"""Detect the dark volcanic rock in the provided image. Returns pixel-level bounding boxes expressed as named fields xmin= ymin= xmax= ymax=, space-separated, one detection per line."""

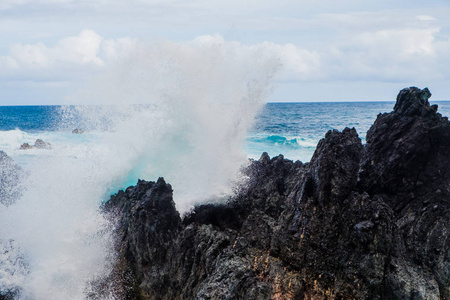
xmin=102 ymin=178 xmax=182 ymax=299
xmin=359 ymin=86 xmax=450 ymax=203
xmin=104 ymin=87 xmax=450 ymax=299
xmin=308 ymin=127 xmax=363 ymax=204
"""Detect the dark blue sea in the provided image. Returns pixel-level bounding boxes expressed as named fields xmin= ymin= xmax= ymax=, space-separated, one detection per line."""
xmin=2 ymin=101 xmax=450 ymax=163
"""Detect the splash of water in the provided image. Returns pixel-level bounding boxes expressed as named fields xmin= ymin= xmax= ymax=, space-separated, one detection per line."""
xmin=0 ymin=35 xmax=280 ymax=299
xmin=70 ymin=35 xmax=281 ymax=212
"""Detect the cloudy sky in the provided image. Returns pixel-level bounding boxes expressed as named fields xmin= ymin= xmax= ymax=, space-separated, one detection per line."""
xmin=1 ymin=0 xmax=450 ymax=104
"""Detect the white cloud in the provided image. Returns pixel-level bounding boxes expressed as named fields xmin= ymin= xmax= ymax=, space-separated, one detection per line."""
xmin=6 ymin=29 xmax=104 ymax=69
xmin=1 ymin=17 xmax=450 ymax=103
xmin=261 ymin=42 xmax=322 ymax=80
xmin=9 ymin=43 xmax=50 ymax=69
xmin=416 ymin=15 xmax=437 ymax=22
xmin=189 ymin=35 xmax=321 ymax=81
xmin=101 ymin=37 xmax=137 ymax=60
xmin=0 ymin=56 xmax=18 ymax=69
xmin=0 ymin=30 xmax=138 ymax=80
xmin=54 ymin=29 xmax=104 ymax=66
xmin=326 ymin=27 xmax=442 ymax=81
xmin=1 ymin=27 xmax=448 ymax=86
xmin=357 ymin=28 xmax=438 ymax=56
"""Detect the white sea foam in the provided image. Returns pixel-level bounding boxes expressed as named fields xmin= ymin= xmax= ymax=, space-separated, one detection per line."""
xmin=0 ymin=36 xmax=280 ymax=299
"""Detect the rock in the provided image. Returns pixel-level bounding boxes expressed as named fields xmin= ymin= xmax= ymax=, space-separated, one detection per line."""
xmin=18 ymin=143 xmax=32 ymax=150
xmin=393 ymin=86 xmax=432 ymax=116
xmin=358 ymin=86 xmax=450 ymax=205
xmin=34 ymin=139 xmax=51 ymax=149
xmin=72 ymin=128 xmax=85 ymax=134
xmin=100 ymin=178 xmax=182 ymax=299
xmin=308 ymin=127 xmax=363 ymax=204
xmin=102 ymin=87 xmax=450 ymax=299
xmin=19 ymin=139 xmax=51 ymax=150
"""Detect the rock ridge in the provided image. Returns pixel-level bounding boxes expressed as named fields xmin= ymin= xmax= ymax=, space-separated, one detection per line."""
xmin=103 ymin=87 xmax=449 ymax=299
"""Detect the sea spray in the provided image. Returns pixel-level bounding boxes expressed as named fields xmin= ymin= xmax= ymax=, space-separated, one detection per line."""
xmin=0 ymin=151 xmax=115 ymax=299
xmin=69 ymin=35 xmax=281 ymax=213
xmin=0 ymin=35 xmax=280 ymax=299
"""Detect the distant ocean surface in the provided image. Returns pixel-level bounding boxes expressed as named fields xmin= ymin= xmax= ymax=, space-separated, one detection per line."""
xmin=251 ymin=101 xmax=450 ymax=159
xmin=2 ymin=101 xmax=450 ymax=164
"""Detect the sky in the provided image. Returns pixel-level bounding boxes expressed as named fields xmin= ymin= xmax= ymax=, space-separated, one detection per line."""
xmin=1 ymin=0 xmax=450 ymax=104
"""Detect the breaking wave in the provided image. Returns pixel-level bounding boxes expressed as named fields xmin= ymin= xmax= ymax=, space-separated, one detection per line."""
xmin=0 ymin=36 xmax=280 ymax=299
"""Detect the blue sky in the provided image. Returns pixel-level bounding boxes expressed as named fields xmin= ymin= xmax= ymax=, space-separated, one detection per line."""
xmin=1 ymin=0 xmax=450 ymax=104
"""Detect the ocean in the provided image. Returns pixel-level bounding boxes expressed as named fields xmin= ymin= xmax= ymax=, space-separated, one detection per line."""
xmin=248 ymin=101 xmax=396 ymax=160
xmin=3 ymin=101 xmax=449 ymax=162
xmin=1 ymin=101 xmax=449 ymax=299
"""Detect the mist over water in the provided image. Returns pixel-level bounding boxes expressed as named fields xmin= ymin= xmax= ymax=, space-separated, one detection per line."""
xmin=71 ymin=36 xmax=281 ymax=212
xmin=0 ymin=36 xmax=280 ymax=299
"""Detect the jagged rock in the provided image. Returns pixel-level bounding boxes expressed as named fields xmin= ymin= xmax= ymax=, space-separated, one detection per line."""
xmin=34 ymin=139 xmax=51 ymax=149
xmin=104 ymin=87 xmax=450 ymax=300
xmin=102 ymin=178 xmax=182 ymax=299
xmin=19 ymin=139 xmax=51 ymax=150
xmin=308 ymin=127 xmax=363 ymax=204
xmin=18 ymin=143 xmax=32 ymax=150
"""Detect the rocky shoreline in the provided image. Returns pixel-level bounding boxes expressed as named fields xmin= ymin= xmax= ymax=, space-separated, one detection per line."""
xmin=0 ymin=87 xmax=448 ymax=299
xmin=101 ymin=87 xmax=449 ymax=299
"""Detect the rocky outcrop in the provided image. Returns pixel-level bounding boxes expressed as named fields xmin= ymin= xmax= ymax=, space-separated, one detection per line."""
xmin=19 ymin=139 xmax=51 ymax=150
xmin=104 ymin=87 xmax=449 ymax=299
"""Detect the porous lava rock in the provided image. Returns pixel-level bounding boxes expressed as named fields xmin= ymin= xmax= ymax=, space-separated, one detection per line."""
xmin=104 ymin=87 xmax=449 ymax=300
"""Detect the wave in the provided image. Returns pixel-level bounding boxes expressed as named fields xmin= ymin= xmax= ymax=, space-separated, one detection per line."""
xmin=0 ymin=37 xmax=280 ymax=299
xmin=249 ymin=134 xmax=317 ymax=147
xmin=245 ymin=133 xmax=319 ymax=162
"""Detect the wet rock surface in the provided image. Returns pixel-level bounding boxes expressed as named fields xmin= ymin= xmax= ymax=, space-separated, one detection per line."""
xmin=19 ymin=139 xmax=51 ymax=150
xmin=104 ymin=87 xmax=450 ymax=299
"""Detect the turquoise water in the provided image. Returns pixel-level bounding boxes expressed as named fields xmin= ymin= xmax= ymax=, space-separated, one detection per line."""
xmin=247 ymin=101 xmax=450 ymax=160
xmin=247 ymin=102 xmax=391 ymax=160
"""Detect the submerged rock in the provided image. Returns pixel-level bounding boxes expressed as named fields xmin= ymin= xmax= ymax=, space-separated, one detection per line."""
xmin=18 ymin=143 xmax=32 ymax=150
xmin=19 ymin=139 xmax=51 ymax=150
xmin=34 ymin=139 xmax=51 ymax=149
xmin=72 ymin=128 xmax=85 ymax=134
xmin=104 ymin=87 xmax=450 ymax=299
